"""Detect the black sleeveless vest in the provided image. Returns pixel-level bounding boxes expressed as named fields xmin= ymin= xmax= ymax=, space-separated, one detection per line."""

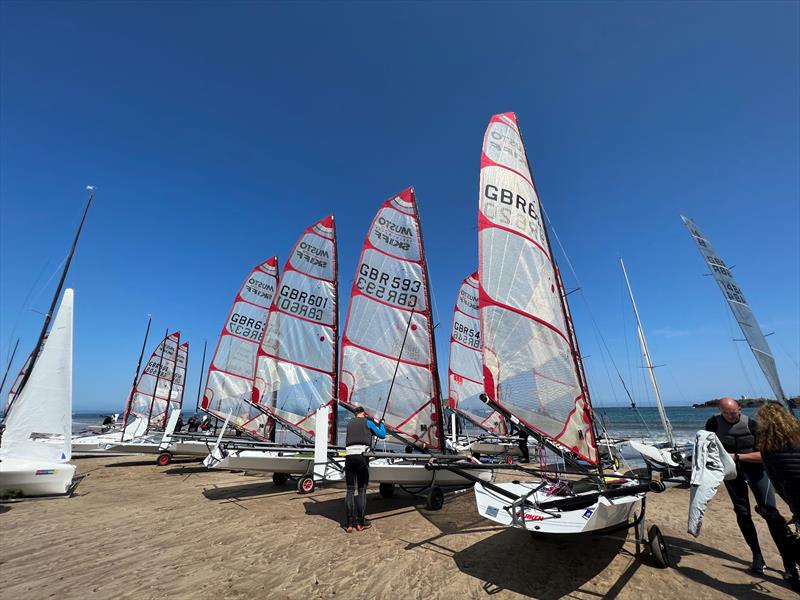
xmin=346 ymin=418 xmax=373 ymax=446
xmin=709 ymin=414 xmax=756 ymax=453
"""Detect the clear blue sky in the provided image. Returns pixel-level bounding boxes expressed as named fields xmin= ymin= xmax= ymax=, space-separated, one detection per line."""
xmin=1 ymin=1 xmax=798 ymax=412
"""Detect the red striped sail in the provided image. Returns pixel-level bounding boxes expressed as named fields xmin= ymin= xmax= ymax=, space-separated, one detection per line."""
xmin=339 ymin=188 xmax=444 ymax=450
xmin=201 ymin=258 xmax=279 ymax=440
xmin=448 ymin=272 xmax=506 ymax=434
xmin=478 ymin=113 xmax=597 ymax=463
xmin=251 ymin=216 xmax=339 ymax=444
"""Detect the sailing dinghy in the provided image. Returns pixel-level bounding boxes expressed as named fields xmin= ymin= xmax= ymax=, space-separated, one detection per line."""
xmin=337 ymin=189 xmax=493 ymax=507
xmin=430 ymin=113 xmax=667 ymax=552
xmin=206 ymin=217 xmax=345 ymax=493
xmin=0 ymin=289 xmax=76 ymax=497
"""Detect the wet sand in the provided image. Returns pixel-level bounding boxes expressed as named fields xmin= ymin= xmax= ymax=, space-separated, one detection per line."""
xmin=0 ymin=455 xmax=796 ymax=599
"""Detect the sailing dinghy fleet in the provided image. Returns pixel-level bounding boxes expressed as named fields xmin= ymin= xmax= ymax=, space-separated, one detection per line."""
xmin=0 ymin=114 xmax=793 ymax=575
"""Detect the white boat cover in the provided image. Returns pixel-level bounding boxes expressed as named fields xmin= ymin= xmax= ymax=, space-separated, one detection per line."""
xmin=688 ymin=430 xmax=736 ymax=537
xmin=339 ymin=188 xmax=444 ymax=450
xmin=478 ymin=112 xmax=597 ymax=463
xmin=124 ymin=331 xmax=180 ymax=433
xmin=252 ymin=216 xmax=338 ymax=443
xmin=682 ymin=215 xmax=789 ymax=409
xmin=448 ymin=272 xmax=506 ymax=434
xmin=1 ymin=289 xmax=73 ymax=462
xmin=201 ymin=258 xmax=279 ymax=440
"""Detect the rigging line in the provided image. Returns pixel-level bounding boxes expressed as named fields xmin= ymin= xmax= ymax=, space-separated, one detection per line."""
xmin=2 ymin=257 xmax=56 ymax=365
xmin=725 ymin=305 xmax=759 ymax=399
xmin=773 ymin=331 xmax=800 ymax=371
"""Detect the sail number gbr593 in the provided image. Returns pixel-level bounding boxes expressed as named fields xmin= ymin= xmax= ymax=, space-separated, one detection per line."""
xmin=357 ymin=263 xmax=421 ymax=308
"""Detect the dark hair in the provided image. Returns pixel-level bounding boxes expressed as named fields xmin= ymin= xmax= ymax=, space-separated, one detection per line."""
xmin=353 ymin=407 xmax=365 ymax=415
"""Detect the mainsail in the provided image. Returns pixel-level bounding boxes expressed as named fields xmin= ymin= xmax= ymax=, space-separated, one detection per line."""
xmin=1 ymin=289 xmax=73 ymax=463
xmin=478 ymin=112 xmax=597 ymax=464
xmin=201 ymin=258 xmax=279 ymax=440
xmin=251 ymin=216 xmax=338 ymax=444
xmin=448 ymin=273 xmax=506 ymax=434
xmin=682 ymin=215 xmax=789 ymax=408
xmin=339 ymin=188 xmax=445 ymax=450
xmin=123 ymin=331 xmax=181 ymax=433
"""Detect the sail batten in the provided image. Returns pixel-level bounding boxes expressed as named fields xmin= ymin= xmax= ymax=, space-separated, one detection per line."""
xmin=448 ymin=272 xmax=507 ymax=435
xmin=251 ymin=217 xmax=339 ymax=443
xmin=201 ymin=258 xmax=279 ymax=440
xmin=339 ymin=188 xmax=444 ymax=450
xmin=682 ymin=215 xmax=789 ymax=408
xmin=478 ymin=113 xmax=597 ymax=464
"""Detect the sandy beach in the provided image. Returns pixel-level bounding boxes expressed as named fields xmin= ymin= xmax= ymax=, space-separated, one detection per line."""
xmin=0 ymin=455 xmax=796 ymax=600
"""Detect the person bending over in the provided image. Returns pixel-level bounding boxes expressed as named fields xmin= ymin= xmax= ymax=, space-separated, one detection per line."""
xmin=705 ymin=397 xmax=793 ymax=577
xmin=344 ymin=406 xmax=386 ymax=533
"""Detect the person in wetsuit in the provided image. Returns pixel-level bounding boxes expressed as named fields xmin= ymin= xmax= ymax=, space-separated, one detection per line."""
xmin=705 ymin=397 xmax=794 ymax=577
xmin=343 ymin=406 xmax=386 ymax=533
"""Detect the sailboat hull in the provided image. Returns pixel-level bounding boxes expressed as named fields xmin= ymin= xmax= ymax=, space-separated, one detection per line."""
xmin=369 ymin=458 xmax=495 ymax=487
xmin=474 ymin=481 xmax=643 ymax=535
xmin=0 ymin=457 xmax=76 ymax=497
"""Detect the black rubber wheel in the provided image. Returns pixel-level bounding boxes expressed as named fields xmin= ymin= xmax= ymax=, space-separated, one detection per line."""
xmin=297 ymin=475 xmax=315 ymax=494
xmin=648 ymin=525 xmax=670 ymax=568
xmin=272 ymin=472 xmax=289 ymax=486
xmin=157 ymin=452 xmax=172 ymax=466
xmin=379 ymin=483 xmax=396 ymax=498
xmin=426 ymin=486 xmax=445 ymax=510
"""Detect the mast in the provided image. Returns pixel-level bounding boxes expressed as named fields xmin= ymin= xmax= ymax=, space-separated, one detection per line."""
xmin=194 ymin=340 xmax=207 ymax=412
xmin=11 ymin=186 xmax=94 ymax=405
xmin=620 ymin=258 xmax=675 ymax=446
xmin=331 ymin=217 xmax=340 ymax=445
xmin=121 ymin=315 xmax=152 ymax=438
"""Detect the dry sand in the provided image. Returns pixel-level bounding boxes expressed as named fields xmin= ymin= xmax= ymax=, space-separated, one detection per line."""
xmin=0 ymin=454 xmax=796 ymax=599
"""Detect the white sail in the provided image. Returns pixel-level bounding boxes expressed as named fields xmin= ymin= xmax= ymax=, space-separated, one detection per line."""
xmin=448 ymin=272 xmax=506 ymax=434
xmin=478 ymin=112 xmax=597 ymax=463
xmin=339 ymin=188 xmax=444 ymax=450
xmin=682 ymin=215 xmax=789 ymax=408
xmin=252 ymin=216 xmax=338 ymax=443
xmin=125 ymin=331 xmax=180 ymax=433
xmin=1 ymin=289 xmax=73 ymax=462
xmin=201 ymin=258 xmax=279 ymax=440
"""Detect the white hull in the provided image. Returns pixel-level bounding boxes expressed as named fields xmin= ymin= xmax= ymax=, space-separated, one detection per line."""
xmin=107 ymin=440 xmax=212 ymax=457
xmin=474 ymin=480 xmax=643 ymax=534
xmin=369 ymin=458 xmax=495 ymax=487
xmin=208 ymin=449 xmax=337 ymax=476
xmin=0 ymin=457 xmax=76 ymax=497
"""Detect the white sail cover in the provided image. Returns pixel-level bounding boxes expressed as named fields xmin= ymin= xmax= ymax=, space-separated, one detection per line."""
xmin=448 ymin=272 xmax=506 ymax=434
xmin=339 ymin=189 xmax=444 ymax=450
xmin=3 ymin=334 xmax=46 ymax=417
xmin=478 ymin=112 xmax=597 ymax=463
xmin=682 ymin=215 xmax=788 ymax=408
xmin=0 ymin=289 xmax=72 ymax=462
xmin=201 ymin=258 xmax=279 ymax=440
xmin=251 ymin=217 xmax=338 ymax=443
xmin=124 ymin=331 xmax=180 ymax=433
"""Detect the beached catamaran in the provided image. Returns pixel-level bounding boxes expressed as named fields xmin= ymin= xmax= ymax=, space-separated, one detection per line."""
xmin=447 ymin=272 xmax=507 ymax=437
xmin=200 ymin=257 xmax=279 ymax=440
xmin=0 ymin=290 xmax=75 ymax=497
xmin=431 ymin=113 xmax=667 ymax=548
xmin=681 ymin=215 xmax=792 ymax=411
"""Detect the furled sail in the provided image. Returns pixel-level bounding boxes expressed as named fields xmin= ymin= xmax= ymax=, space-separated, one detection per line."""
xmin=448 ymin=272 xmax=506 ymax=434
xmin=201 ymin=258 xmax=279 ymax=440
xmin=682 ymin=215 xmax=789 ymax=408
xmin=339 ymin=188 xmax=444 ymax=450
xmin=478 ymin=112 xmax=597 ymax=463
xmin=251 ymin=217 xmax=338 ymax=443
xmin=1 ymin=289 xmax=73 ymax=462
xmin=124 ymin=331 xmax=180 ymax=434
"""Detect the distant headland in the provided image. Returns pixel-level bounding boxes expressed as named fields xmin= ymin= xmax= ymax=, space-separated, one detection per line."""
xmin=693 ymin=396 xmax=799 ymax=409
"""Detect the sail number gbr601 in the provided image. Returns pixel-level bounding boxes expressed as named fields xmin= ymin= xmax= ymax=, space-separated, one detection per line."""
xmin=276 ymin=284 xmax=329 ymax=322
xmin=357 ymin=263 xmax=421 ymax=308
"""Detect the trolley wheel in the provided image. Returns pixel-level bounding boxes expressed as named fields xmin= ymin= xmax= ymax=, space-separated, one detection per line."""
xmin=426 ymin=486 xmax=444 ymax=510
xmin=297 ymin=475 xmax=315 ymax=494
xmin=157 ymin=452 xmax=172 ymax=466
xmin=272 ymin=472 xmax=289 ymax=486
xmin=379 ymin=483 xmax=396 ymax=498
xmin=648 ymin=525 xmax=670 ymax=568
xmin=506 ymin=454 xmax=514 ymax=465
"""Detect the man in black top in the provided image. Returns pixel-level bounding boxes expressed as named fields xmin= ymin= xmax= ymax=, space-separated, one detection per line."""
xmin=343 ymin=407 xmax=386 ymax=533
xmin=705 ymin=397 xmax=792 ymax=575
